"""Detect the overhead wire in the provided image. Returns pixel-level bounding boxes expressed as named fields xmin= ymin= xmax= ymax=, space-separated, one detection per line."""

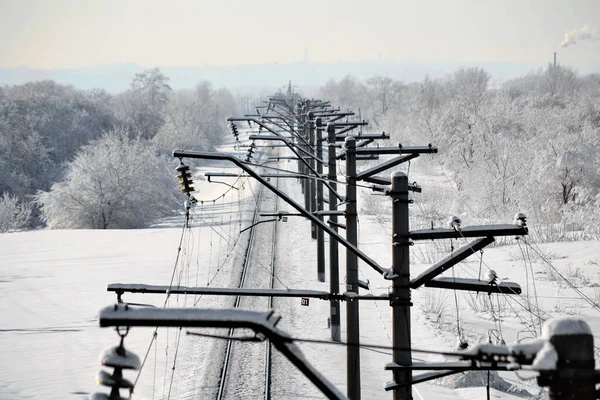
xmin=188 ymin=166 xmax=292 ymax=308
xmin=184 ymin=329 xmax=531 ymax=361
xmin=357 ymin=219 xmax=392 ymax=343
xmin=521 ymin=238 xmax=600 ymax=313
xmin=128 ymin=216 xmax=190 ymax=399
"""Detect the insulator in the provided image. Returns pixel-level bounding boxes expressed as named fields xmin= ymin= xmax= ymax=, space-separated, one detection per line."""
xmin=448 ymin=215 xmax=462 ymax=230
xmin=485 ymin=269 xmax=497 ymax=284
xmin=455 ymin=336 xmax=469 ymax=350
xmin=90 ymin=393 xmax=128 ymax=400
xmin=229 ymin=122 xmax=238 ymax=137
xmin=100 ymin=345 xmax=140 ymax=370
xmin=96 ymin=370 xmax=134 ymax=389
xmin=514 ymin=212 xmax=527 ymax=227
xmin=94 ymin=339 xmax=139 ymax=400
xmin=176 ymin=163 xmax=195 ymax=194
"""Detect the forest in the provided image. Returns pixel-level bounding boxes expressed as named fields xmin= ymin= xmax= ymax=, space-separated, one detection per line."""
xmin=318 ymin=64 xmax=600 ymax=241
xmin=1 ymin=64 xmax=599 ymax=240
xmin=0 ymin=68 xmax=239 ymax=230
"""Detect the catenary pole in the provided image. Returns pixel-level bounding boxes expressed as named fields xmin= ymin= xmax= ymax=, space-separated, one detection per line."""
xmin=315 ymin=116 xmax=326 ymax=282
xmin=391 ymin=171 xmax=411 ymax=400
xmin=309 ymin=111 xmax=318 ymax=240
xmin=327 ymin=124 xmax=341 ymax=342
xmin=345 ymin=136 xmax=361 ymax=400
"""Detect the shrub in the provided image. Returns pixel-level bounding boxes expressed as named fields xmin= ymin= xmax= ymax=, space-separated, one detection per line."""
xmin=0 ymin=192 xmax=31 ymax=232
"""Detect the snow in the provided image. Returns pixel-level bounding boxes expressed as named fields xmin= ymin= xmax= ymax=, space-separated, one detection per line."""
xmin=462 ymin=343 xmax=511 ymax=357
xmin=508 ymin=338 xmax=545 ymax=361
xmin=99 ymin=345 xmax=141 ymax=369
xmin=541 ymin=317 xmax=592 ymax=339
xmin=531 ymin=341 xmax=558 ymax=371
xmin=391 ymin=170 xmax=407 ymax=178
xmin=2 ymin=140 xmax=600 ymax=399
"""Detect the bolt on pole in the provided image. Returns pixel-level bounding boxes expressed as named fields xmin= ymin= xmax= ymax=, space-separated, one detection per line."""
xmin=327 ymin=124 xmax=341 ymax=342
xmin=391 ymin=171 xmax=412 ymax=400
xmin=345 ymin=136 xmax=361 ymax=400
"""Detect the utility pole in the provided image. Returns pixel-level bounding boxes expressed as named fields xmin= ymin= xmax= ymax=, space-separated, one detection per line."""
xmin=315 ymin=116 xmax=326 ymax=282
xmin=344 ymin=136 xmax=360 ymax=400
xmin=390 ymin=172 xmax=411 ymax=400
xmin=309 ymin=110 xmax=318 ymax=240
xmin=327 ymin=123 xmax=341 ymax=342
xmin=537 ymin=319 xmax=595 ymax=400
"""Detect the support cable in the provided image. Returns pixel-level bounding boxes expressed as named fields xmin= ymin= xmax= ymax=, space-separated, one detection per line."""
xmin=357 ymin=220 xmax=392 ymax=343
xmin=445 ymin=242 xmax=545 ymax=338
xmin=128 ymin=215 xmax=191 ymax=398
xmin=521 ymin=238 xmax=600 ymax=312
xmin=166 ymin=327 xmax=183 ymax=399
xmin=517 ymin=238 xmax=541 ymax=335
xmin=184 ymin=330 xmax=519 ymax=360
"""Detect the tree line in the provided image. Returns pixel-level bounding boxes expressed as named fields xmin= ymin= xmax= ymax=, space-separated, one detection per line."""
xmin=318 ymin=65 xmax=600 ymax=240
xmin=2 ymin=65 xmax=599 ymax=237
xmin=0 ymin=68 xmax=239 ymax=230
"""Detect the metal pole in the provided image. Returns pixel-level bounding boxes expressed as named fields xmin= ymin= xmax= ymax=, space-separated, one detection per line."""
xmin=327 ymin=124 xmax=341 ymax=342
xmin=309 ymin=113 xmax=318 ymax=240
xmin=391 ymin=171 xmax=411 ymax=400
xmin=303 ymin=101 xmax=310 ymax=211
xmin=316 ymin=117 xmax=326 ymax=282
xmin=296 ymin=102 xmax=303 ymax=180
xmin=345 ymin=136 xmax=360 ymax=400
xmin=537 ymin=318 xmax=595 ymax=400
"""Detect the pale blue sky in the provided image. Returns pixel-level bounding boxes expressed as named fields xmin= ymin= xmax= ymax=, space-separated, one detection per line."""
xmin=1 ymin=0 xmax=599 ymax=72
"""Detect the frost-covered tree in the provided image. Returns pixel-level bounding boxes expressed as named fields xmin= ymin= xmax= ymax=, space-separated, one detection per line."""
xmin=317 ymin=75 xmax=366 ymax=113
xmin=117 ymin=68 xmax=172 ymax=140
xmin=0 ymin=192 xmax=32 ymax=232
xmin=37 ymin=128 xmax=179 ymax=229
xmin=153 ymin=82 xmax=234 ymax=153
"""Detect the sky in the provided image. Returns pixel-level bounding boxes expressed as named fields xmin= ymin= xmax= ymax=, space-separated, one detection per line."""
xmin=1 ymin=0 xmax=600 ymax=73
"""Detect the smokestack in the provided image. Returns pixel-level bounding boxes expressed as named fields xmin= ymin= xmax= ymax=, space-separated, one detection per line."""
xmin=554 ymin=52 xmax=556 ymax=67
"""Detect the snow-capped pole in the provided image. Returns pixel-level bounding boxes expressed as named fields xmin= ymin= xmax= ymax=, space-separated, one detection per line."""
xmin=536 ymin=318 xmax=595 ymax=400
xmin=91 ymin=326 xmax=139 ymax=400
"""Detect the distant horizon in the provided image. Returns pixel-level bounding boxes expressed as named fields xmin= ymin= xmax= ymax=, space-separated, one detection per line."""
xmin=3 ymin=58 xmax=592 ymax=95
xmin=0 ymin=56 xmax=580 ymax=71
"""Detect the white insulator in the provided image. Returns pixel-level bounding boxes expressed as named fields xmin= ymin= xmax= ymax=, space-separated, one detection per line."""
xmin=455 ymin=336 xmax=469 ymax=350
xmin=99 ymin=346 xmax=140 ymax=370
xmin=96 ymin=369 xmax=134 ymax=389
xmin=485 ymin=269 xmax=497 ymax=284
xmin=514 ymin=212 xmax=527 ymax=226
xmin=448 ymin=215 xmax=462 ymax=230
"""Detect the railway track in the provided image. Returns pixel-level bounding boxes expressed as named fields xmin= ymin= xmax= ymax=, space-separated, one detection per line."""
xmin=264 ymin=180 xmax=278 ymax=400
xmin=214 ymin=149 xmax=279 ymax=400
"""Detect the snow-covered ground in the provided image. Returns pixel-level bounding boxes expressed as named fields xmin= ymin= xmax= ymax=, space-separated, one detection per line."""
xmin=1 ymin=144 xmax=600 ymax=400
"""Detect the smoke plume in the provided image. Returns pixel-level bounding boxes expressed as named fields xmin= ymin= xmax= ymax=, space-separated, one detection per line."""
xmin=560 ymin=24 xmax=600 ymax=48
